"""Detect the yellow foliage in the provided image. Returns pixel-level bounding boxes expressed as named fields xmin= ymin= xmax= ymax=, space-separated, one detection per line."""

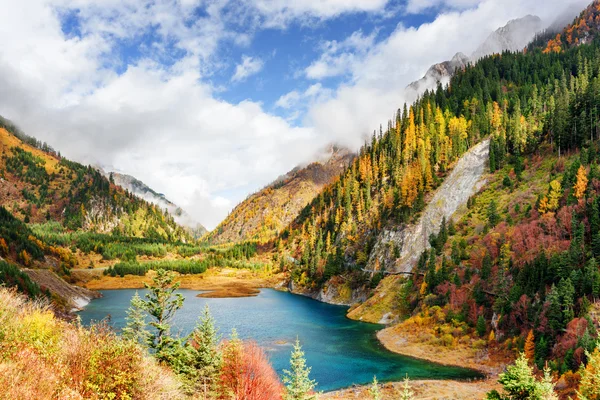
xmin=573 ymin=165 xmax=588 ymax=199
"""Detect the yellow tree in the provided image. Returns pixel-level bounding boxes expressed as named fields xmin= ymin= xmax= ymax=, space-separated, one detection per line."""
xmin=547 ymin=180 xmax=563 ymax=212
xmin=573 ymin=165 xmax=588 ymax=199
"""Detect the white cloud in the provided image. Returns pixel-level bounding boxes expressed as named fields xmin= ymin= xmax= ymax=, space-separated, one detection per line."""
xmin=405 ymin=0 xmax=483 ymax=14
xmin=276 ymin=84 xmax=331 ymax=110
xmin=275 ymin=91 xmax=301 ymax=109
xmin=246 ymin=0 xmax=390 ymax=27
xmin=305 ymin=30 xmax=377 ymax=80
xmin=231 ymin=55 xmax=264 ymax=82
xmin=0 ymin=0 xmax=328 ymax=230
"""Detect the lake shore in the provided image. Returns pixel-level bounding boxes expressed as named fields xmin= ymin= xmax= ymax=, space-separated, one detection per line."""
xmin=72 ymin=267 xmax=283 ymax=298
xmin=322 ymin=378 xmax=501 ymax=399
xmin=323 ymin=321 xmax=511 ymax=399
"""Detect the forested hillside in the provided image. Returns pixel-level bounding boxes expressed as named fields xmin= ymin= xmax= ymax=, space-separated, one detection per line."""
xmin=270 ymin=1 xmax=600 ymax=396
xmin=0 ymin=126 xmax=190 ymax=242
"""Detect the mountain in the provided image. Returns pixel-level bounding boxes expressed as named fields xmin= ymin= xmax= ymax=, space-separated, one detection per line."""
xmin=206 ymin=146 xmax=354 ymax=244
xmin=471 ymin=15 xmax=542 ymax=60
xmin=103 ymin=170 xmax=208 ymax=238
xmin=406 ymin=52 xmax=470 ymax=93
xmin=0 ymin=123 xmax=190 ymax=242
xmin=406 ymin=15 xmax=542 ymax=95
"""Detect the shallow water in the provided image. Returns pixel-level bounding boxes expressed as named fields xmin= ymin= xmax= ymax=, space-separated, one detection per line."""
xmin=79 ymin=288 xmax=481 ymax=391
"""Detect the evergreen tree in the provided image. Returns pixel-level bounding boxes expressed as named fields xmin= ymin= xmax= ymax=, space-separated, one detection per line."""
xmin=143 ymin=269 xmax=185 ymax=366
xmin=488 ymin=200 xmax=500 ymax=227
xmin=283 ymin=338 xmax=317 ymax=400
xmin=369 ymin=376 xmax=382 ymax=400
xmin=486 ymin=353 xmax=558 ymax=400
xmin=476 ymin=315 xmax=487 ymax=338
xmin=188 ymin=304 xmax=222 ymax=395
xmin=122 ymin=291 xmax=149 ymax=347
xmin=400 ymin=375 xmax=414 ymax=400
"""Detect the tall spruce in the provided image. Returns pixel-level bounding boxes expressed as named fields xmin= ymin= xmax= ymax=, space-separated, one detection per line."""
xmin=283 ymin=338 xmax=317 ymax=400
xmin=122 ymin=291 xmax=150 ymax=346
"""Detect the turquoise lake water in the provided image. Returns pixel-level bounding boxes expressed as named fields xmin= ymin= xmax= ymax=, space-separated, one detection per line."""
xmin=78 ymin=288 xmax=481 ymax=391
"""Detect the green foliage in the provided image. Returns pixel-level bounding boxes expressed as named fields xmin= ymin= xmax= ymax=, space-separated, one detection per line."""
xmin=188 ymin=305 xmax=222 ymax=394
xmin=142 ymin=269 xmax=185 ymax=367
xmin=487 ymin=353 xmax=558 ymax=400
xmin=476 ymin=315 xmax=487 ymax=338
xmin=400 ymin=375 xmax=415 ymax=400
xmin=283 ymin=338 xmax=317 ymax=400
xmin=0 ymin=260 xmax=44 ymax=298
xmin=122 ymin=291 xmax=150 ymax=347
xmin=0 ymin=206 xmax=43 ymax=261
xmin=369 ymin=376 xmax=382 ymax=400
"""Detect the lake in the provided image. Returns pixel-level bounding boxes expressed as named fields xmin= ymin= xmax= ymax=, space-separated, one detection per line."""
xmin=78 ymin=288 xmax=481 ymax=391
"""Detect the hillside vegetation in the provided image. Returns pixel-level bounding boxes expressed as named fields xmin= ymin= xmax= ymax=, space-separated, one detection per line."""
xmin=207 ymin=146 xmax=354 ymax=245
xmin=0 ymin=126 xmax=190 ymax=242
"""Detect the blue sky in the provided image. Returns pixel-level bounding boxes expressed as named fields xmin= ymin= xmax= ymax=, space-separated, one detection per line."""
xmin=0 ymin=0 xmax=586 ymax=229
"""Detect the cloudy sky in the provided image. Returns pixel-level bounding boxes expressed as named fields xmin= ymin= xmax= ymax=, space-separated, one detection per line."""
xmin=0 ymin=0 xmax=589 ymax=229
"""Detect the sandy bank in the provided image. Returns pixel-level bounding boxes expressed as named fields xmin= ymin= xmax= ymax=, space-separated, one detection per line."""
xmin=73 ymin=267 xmax=282 ymax=298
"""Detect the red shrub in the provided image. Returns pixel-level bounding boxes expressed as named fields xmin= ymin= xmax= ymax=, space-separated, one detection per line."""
xmin=219 ymin=340 xmax=282 ymax=400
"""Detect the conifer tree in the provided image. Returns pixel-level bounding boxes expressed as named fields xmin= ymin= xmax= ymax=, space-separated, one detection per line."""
xmin=144 ymin=269 xmax=185 ymax=365
xmin=400 ymin=375 xmax=414 ymax=400
xmin=283 ymin=338 xmax=317 ymax=400
xmin=122 ymin=291 xmax=149 ymax=347
xmin=189 ymin=304 xmax=222 ymax=394
xmin=476 ymin=315 xmax=487 ymax=338
xmin=524 ymin=330 xmax=535 ymax=362
xmin=574 ymin=165 xmax=589 ymax=199
xmin=369 ymin=376 xmax=382 ymax=400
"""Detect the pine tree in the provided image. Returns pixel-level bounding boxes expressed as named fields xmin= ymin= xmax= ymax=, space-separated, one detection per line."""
xmin=487 ymin=353 xmax=558 ymax=400
xmin=400 ymin=375 xmax=414 ymax=400
xmin=122 ymin=291 xmax=149 ymax=347
xmin=283 ymin=338 xmax=317 ymax=400
xmin=369 ymin=376 xmax=382 ymax=400
xmin=476 ymin=315 xmax=487 ymax=337
xmin=144 ymin=269 xmax=185 ymax=365
xmin=188 ymin=304 xmax=222 ymax=394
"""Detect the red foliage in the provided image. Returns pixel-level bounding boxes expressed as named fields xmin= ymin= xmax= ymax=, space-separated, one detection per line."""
xmin=507 ymin=295 xmax=531 ymax=333
xmin=552 ymin=318 xmax=589 ymax=361
xmin=218 ymin=340 xmax=283 ymax=400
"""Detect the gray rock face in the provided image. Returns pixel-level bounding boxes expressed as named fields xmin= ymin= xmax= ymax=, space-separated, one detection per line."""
xmin=406 ymin=52 xmax=470 ymax=93
xmin=367 ymin=139 xmax=490 ymax=274
xmin=472 ymin=15 xmax=542 ymax=61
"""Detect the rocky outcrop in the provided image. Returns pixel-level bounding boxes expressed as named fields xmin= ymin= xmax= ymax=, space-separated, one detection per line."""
xmin=367 ymin=139 xmax=490 ymax=274
xmin=23 ymin=268 xmax=100 ymax=312
xmin=406 ymin=52 xmax=470 ymax=93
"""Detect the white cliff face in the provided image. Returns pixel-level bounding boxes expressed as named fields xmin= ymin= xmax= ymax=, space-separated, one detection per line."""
xmin=367 ymin=139 xmax=490 ymax=274
xmin=471 ymin=15 xmax=543 ymax=61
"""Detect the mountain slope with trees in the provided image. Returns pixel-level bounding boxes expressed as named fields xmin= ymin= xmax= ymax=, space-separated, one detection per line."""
xmin=0 ymin=125 xmax=190 ymax=242
xmin=207 ymin=146 xmax=354 ymax=245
